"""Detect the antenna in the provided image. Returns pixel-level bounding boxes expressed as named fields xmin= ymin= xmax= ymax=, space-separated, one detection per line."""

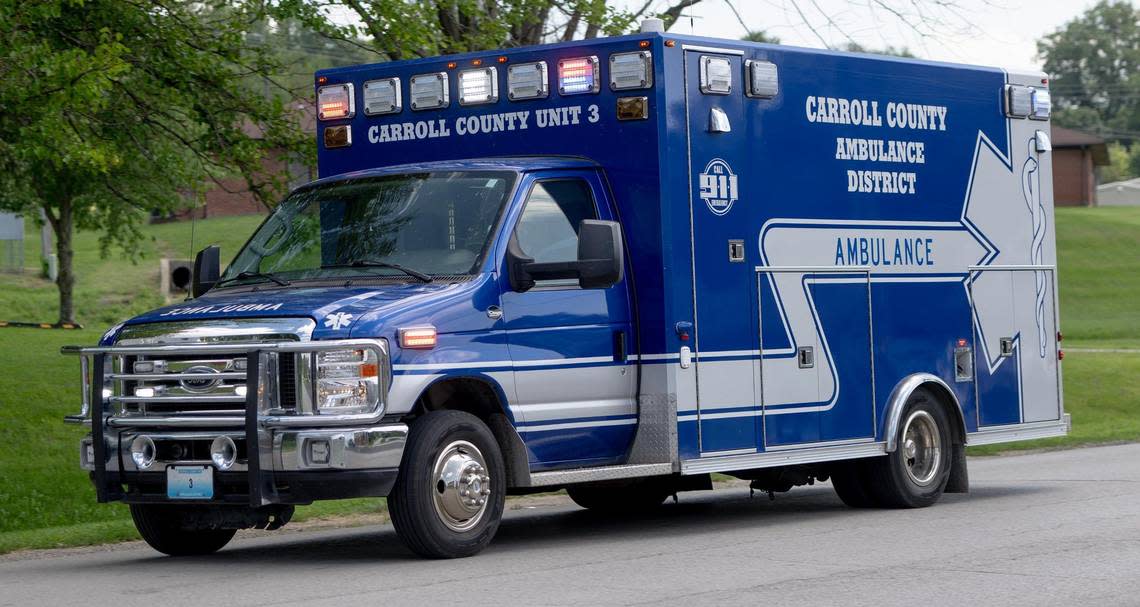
xmin=188 ymin=204 xmax=198 ymax=261
xmin=680 ymin=7 xmax=703 ymax=35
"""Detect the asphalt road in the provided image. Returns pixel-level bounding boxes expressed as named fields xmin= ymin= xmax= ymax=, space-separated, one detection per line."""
xmin=3 ymin=443 xmax=1139 ymax=607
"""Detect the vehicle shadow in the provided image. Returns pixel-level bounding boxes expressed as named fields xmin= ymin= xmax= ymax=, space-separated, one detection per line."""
xmin=69 ymin=481 xmax=1053 ymax=568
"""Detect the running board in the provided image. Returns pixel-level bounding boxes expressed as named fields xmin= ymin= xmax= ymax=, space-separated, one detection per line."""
xmin=681 ymin=441 xmax=887 ymax=475
xmin=528 ymin=462 xmax=675 ymax=487
xmin=967 ymin=417 xmax=1069 ymax=446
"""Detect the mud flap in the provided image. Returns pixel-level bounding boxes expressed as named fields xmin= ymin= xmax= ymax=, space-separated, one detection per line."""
xmin=945 ymin=443 xmax=969 ymax=493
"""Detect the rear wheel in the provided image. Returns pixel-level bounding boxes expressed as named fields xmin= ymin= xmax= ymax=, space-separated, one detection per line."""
xmin=566 ymin=480 xmax=671 ymax=513
xmin=866 ymin=388 xmax=952 ymax=508
xmin=388 ymin=410 xmax=506 ymax=558
xmin=129 ymin=504 xmax=236 ymax=556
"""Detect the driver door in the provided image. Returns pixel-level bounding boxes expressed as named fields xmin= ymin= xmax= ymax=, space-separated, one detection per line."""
xmin=500 ymin=170 xmax=636 ymax=470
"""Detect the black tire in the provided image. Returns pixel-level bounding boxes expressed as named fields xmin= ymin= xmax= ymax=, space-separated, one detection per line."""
xmin=866 ymin=388 xmax=953 ymax=508
xmin=387 ymin=410 xmax=506 ymax=558
xmin=829 ymin=459 xmax=879 ymax=508
xmin=129 ymin=504 xmax=236 ymax=556
xmin=566 ymin=481 xmax=670 ymax=513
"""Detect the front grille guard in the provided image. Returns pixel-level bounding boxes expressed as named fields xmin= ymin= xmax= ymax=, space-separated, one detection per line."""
xmin=62 ymin=339 xmax=390 ymax=506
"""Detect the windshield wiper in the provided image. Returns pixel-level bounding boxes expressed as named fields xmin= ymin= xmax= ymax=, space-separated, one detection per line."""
xmin=322 ymin=260 xmax=433 ymax=283
xmin=215 ymin=270 xmax=291 ymax=288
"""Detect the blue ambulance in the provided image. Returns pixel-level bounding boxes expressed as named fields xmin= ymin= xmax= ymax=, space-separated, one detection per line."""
xmin=66 ymin=20 xmax=1068 ymax=558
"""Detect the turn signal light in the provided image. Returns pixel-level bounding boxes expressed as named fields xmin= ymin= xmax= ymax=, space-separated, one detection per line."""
xmin=400 ymin=327 xmax=438 ymax=349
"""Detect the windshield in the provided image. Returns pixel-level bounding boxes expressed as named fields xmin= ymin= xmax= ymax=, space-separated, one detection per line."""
xmin=219 ymin=171 xmax=516 ymax=286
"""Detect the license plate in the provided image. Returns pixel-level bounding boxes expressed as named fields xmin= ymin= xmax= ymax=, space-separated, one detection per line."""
xmin=166 ymin=465 xmax=214 ymax=500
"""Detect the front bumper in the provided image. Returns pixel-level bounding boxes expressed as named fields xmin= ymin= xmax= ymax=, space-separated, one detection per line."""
xmin=67 ymin=339 xmax=407 ymax=507
xmin=81 ymin=425 xmax=407 ymax=505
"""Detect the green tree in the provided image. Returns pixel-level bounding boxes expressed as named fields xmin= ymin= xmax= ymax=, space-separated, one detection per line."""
xmin=1038 ymin=1 xmax=1140 ymax=137
xmin=742 ymin=30 xmax=780 ymax=44
xmin=0 ymin=1 xmax=310 ymax=323
xmin=838 ymin=41 xmax=915 ymax=58
xmin=284 ymin=0 xmax=705 ymax=59
xmin=1099 ymin=141 xmax=1137 ymax=183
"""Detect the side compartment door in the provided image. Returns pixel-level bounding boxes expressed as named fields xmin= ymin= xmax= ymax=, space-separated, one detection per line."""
xmin=500 ymin=171 xmax=637 ymax=469
xmin=683 ymin=49 xmax=761 ymax=454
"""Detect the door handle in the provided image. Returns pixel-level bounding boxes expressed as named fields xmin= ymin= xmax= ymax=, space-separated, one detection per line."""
xmin=680 ymin=346 xmax=692 ymax=369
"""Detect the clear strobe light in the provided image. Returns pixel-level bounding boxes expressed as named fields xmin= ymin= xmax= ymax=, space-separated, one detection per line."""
xmin=459 ymin=67 xmax=499 ymax=105
xmin=558 ymin=56 xmax=600 ymax=95
xmin=609 ymin=51 xmax=653 ymax=90
xmin=363 ymin=78 xmax=401 ymax=115
xmin=699 ymin=56 xmax=732 ymax=95
xmin=1005 ymin=85 xmax=1032 ymax=118
xmin=410 ymin=72 xmax=449 ymax=110
xmin=507 ymin=61 xmax=549 ymax=100
xmin=1030 ymin=88 xmax=1052 ymax=120
xmin=745 ymin=60 xmax=779 ymax=98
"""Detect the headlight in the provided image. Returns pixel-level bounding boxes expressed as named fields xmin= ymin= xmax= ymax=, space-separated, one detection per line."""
xmin=315 ymin=348 xmax=381 ymax=415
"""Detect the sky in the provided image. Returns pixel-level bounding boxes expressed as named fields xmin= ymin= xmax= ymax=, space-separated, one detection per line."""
xmin=641 ymin=0 xmax=1107 ymax=71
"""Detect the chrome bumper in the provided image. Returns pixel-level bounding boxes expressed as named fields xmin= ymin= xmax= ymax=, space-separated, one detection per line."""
xmin=65 ymin=339 xmax=404 ymax=506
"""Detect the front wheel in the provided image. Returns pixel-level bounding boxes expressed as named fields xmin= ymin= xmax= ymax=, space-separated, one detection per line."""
xmin=387 ymin=410 xmax=506 ymax=558
xmin=866 ymin=388 xmax=952 ymax=508
xmin=129 ymin=504 xmax=237 ymax=556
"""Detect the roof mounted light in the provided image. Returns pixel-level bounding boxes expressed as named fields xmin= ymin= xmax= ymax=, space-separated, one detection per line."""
xmin=1005 ymin=84 xmax=1031 ymax=118
xmin=363 ymin=78 xmax=401 ymax=116
xmin=317 ymin=83 xmax=355 ymax=120
xmin=507 ymin=61 xmax=548 ymax=100
xmin=410 ymin=72 xmax=449 ymax=111
xmin=699 ymin=56 xmax=732 ymax=95
xmin=1030 ymin=88 xmax=1051 ymax=121
xmin=610 ymin=51 xmax=653 ymax=91
xmin=558 ymin=56 xmax=600 ymax=95
xmin=459 ymin=67 xmax=499 ymax=106
xmin=745 ymin=59 xmax=779 ymax=98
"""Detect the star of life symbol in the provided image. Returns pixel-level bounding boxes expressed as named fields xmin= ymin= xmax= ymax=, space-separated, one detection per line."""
xmin=324 ymin=312 xmax=354 ymax=331
xmin=698 ymin=158 xmax=739 ymax=216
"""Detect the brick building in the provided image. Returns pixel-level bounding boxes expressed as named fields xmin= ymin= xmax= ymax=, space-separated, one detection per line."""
xmin=1050 ymin=126 xmax=1109 ymax=207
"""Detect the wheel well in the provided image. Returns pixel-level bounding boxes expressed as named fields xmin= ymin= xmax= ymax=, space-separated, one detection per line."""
xmin=885 ymin=373 xmax=967 ymax=451
xmin=919 ymin=382 xmax=967 ymax=446
xmin=408 ymin=377 xmax=530 ymax=488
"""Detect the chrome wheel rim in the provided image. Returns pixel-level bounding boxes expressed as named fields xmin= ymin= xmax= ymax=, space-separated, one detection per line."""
xmin=431 ymin=440 xmax=491 ymax=532
xmin=901 ymin=410 xmax=941 ymax=486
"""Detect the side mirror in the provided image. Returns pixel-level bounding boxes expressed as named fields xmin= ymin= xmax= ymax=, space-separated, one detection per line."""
xmin=191 ymin=245 xmax=220 ymax=298
xmin=507 ymin=220 xmax=624 ymax=292
xmin=575 ymin=220 xmax=624 ymax=289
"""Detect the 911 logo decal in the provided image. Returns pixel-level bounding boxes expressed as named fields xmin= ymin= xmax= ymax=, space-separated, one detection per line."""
xmin=698 ymin=158 xmax=739 ymax=215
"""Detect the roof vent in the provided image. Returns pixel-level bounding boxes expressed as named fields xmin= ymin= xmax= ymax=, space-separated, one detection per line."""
xmin=640 ymin=18 xmax=664 ymax=33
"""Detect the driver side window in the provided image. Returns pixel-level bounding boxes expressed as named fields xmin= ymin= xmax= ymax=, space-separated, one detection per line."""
xmin=514 ymin=179 xmax=597 ymax=271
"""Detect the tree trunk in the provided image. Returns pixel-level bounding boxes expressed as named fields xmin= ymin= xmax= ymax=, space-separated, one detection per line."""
xmin=53 ymin=197 xmax=76 ymax=325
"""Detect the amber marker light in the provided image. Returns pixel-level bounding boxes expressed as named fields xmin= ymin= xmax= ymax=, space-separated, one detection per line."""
xmin=399 ymin=326 xmax=438 ymax=349
xmin=447 ymin=61 xmax=458 ymax=69
xmin=664 ymin=40 xmax=676 ymax=47
xmin=639 ymin=40 xmax=651 ymax=48
xmin=472 ymin=58 xmax=483 ymax=66
xmin=498 ymin=56 xmax=508 ymax=63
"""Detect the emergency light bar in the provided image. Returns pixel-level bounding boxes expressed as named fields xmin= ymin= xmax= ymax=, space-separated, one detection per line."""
xmin=699 ymin=56 xmax=732 ymax=95
xmin=558 ymin=56 xmax=600 ymax=95
xmin=609 ymin=51 xmax=653 ymax=91
xmin=459 ymin=67 xmax=499 ymax=106
xmin=363 ymin=78 xmax=401 ymax=116
xmin=317 ymin=83 xmax=355 ymax=120
xmin=507 ymin=61 xmax=549 ymax=100
xmin=410 ymin=72 xmax=449 ymax=111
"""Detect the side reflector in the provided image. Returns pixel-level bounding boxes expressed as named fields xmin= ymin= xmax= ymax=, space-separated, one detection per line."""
xmin=317 ymin=83 xmax=355 ymax=120
xmin=699 ymin=56 xmax=732 ymax=95
xmin=363 ymin=78 xmax=401 ymax=116
xmin=745 ymin=59 xmax=779 ymax=98
xmin=558 ymin=56 xmax=600 ymax=95
xmin=617 ymin=96 xmax=649 ymax=120
xmin=458 ymin=67 xmax=499 ymax=106
xmin=399 ymin=327 xmax=438 ymax=349
xmin=609 ymin=51 xmax=653 ymax=91
xmin=508 ymin=61 xmax=548 ymax=100
xmin=324 ymin=125 xmax=352 ymax=148
xmin=410 ymin=72 xmax=449 ymax=111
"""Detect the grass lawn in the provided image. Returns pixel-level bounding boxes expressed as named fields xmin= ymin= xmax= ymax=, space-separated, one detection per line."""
xmin=0 ymin=207 xmax=1137 ymax=553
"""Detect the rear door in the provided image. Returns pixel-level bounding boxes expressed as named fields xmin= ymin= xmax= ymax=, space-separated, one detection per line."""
xmin=684 ymin=48 xmax=761 ymax=454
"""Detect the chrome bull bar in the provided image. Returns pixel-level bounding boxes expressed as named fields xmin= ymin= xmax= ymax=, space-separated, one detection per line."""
xmin=63 ymin=339 xmax=397 ymax=506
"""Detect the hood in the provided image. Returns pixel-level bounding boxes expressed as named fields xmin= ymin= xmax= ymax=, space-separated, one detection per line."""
xmin=115 ymin=276 xmax=496 ymax=343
